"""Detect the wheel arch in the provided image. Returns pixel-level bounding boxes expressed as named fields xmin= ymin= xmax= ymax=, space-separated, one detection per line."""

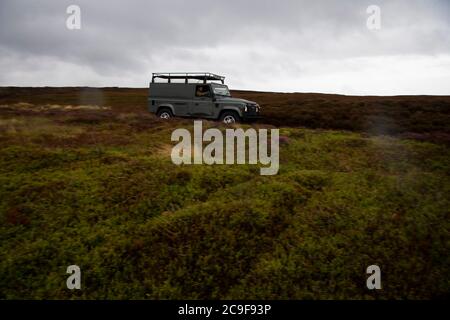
xmin=218 ymin=106 xmax=242 ymax=119
xmin=156 ymin=104 xmax=175 ymax=115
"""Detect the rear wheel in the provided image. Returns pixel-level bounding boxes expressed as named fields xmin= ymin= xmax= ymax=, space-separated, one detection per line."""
xmin=157 ymin=108 xmax=173 ymax=120
xmin=220 ymin=111 xmax=240 ymax=124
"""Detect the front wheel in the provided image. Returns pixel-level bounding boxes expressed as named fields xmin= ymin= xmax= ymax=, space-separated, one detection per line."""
xmin=220 ymin=111 xmax=240 ymax=124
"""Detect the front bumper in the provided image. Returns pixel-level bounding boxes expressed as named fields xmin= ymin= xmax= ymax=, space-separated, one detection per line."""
xmin=242 ymin=112 xmax=263 ymax=120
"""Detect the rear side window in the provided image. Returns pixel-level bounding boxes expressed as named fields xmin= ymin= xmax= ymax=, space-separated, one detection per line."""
xmin=195 ymin=85 xmax=211 ymax=97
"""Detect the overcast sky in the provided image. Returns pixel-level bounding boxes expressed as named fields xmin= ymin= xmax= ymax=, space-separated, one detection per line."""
xmin=0 ymin=0 xmax=449 ymax=95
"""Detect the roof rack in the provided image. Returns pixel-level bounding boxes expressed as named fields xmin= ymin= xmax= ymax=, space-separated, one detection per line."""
xmin=152 ymin=72 xmax=225 ymax=84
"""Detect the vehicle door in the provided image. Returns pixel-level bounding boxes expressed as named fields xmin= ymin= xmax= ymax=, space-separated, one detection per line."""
xmin=189 ymin=84 xmax=214 ymax=117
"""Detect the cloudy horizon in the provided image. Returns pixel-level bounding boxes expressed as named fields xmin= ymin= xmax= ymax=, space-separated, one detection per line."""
xmin=0 ymin=0 xmax=449 ymax=95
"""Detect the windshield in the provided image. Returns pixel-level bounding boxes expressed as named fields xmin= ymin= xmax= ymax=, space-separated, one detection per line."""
xmin=212 ymin=84 xmax=231 ymax=97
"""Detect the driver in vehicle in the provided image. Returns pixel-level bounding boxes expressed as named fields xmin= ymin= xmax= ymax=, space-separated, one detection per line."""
xmin=196 ymin=85 xmax=210 ymax=97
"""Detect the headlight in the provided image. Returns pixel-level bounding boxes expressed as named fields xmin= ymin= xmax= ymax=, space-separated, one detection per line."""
xmin=244 ymin=105 xmax=248 ymax=112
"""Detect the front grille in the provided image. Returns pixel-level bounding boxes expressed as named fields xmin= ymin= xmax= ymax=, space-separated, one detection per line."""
xmin=245 ymin=103 xmax=260 ymax=116
xmin=246 ymin=104 xmax=259 ymax=112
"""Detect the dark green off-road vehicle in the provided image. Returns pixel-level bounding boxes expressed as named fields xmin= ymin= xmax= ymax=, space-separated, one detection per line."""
xmin=148 ymin=72 xmax=261 ymax=124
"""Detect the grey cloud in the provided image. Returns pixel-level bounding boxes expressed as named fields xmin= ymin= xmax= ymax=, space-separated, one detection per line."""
xmin=0 ymin=0 xmax=449 ymax=93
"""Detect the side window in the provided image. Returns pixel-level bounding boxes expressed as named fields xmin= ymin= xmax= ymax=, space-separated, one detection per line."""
xmin=195 ymin=85 xmax=211 ymax=98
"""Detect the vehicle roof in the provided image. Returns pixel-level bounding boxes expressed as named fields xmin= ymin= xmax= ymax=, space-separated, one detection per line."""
xmin=152 ymin=72 xmax=225 ymax=84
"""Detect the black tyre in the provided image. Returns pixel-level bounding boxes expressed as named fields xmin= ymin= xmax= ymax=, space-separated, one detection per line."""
xmin=157 ymin=108 xmax=173 ymax=120
xmin=220 ymin=111 xmax=240 ymax=124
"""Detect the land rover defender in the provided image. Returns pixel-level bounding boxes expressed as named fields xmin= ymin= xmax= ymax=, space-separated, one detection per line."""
xmin=148 ymin=72 xmax=261 ymax=124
